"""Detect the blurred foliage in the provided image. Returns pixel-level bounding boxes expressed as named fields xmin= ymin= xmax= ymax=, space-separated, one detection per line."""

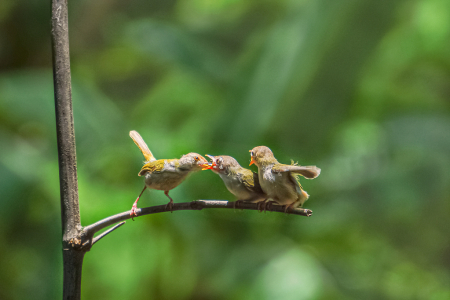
xmin=1 ymin=0 xmax=450 ymax=299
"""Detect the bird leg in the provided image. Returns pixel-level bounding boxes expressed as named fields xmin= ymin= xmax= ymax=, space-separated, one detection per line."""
xmin=164 ymin=191 xmax=174 ymax=212
xmin=130 ymin=186 xmax=147 ymax=220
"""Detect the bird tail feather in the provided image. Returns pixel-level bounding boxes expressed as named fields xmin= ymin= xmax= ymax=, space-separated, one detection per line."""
xmin=129 ymin=130 xmax=156 ymax=162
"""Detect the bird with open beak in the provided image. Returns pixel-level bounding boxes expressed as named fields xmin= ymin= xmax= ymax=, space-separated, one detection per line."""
xmin=204 ymin=155 xmax=267 ymax=207
xmin=249 ymin=146 xmax=320 ymax=212
xmin=129 ymin=130 xmax=209 ymax=217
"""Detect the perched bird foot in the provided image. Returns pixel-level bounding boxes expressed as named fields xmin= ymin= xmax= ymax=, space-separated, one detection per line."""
xmin=265 ymin=201 xmax=275 ymax=212
xmin=130 ymin=203 xmax=138 ymax=221
xmin=130 ymin=186 xmax=147 ymax=221
xmin=233 ymin=200 xmax=243 ymax=210
xmin=165 ymin=199 xmax=174 ymax=213
xmin=164 ymin=191 xmax=174 ymax=213
xmin=284 ymin=203 xmax=295 ymax=214
xmin=256 ymin=200 xmax=268 ymax=212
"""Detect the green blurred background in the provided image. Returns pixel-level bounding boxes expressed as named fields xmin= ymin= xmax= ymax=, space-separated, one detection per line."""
xmin=1 ymin=0 xmax=450 ymax=299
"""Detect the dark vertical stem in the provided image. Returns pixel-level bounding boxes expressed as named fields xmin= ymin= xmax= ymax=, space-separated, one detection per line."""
xmin=61 ymin=251 xmax=84 ymax=300
xmin=51 ymin=0 xmax=84 ymax=299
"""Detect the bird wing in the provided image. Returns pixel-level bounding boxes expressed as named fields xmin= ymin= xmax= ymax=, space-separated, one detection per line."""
xmin=130 ymin=130 xmax=156 ymax=162
xmin=138 ymin=159 xmax=177 ymax=176
xmin=240 ymin=171 xmax=256 ymax=189
xmin=239 ymin=169 xmax=264 ymax=194
xmin=272 ymin=164 xmax=321 ymax=179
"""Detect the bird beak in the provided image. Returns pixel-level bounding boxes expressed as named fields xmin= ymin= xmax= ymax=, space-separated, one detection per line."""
xmin=202 ymin=154 xmax=215 ymax=170
xmin=249 ymin=150 xmax=255 ymax=166
xmin=202 ymin=163 xmax=213 ymax=170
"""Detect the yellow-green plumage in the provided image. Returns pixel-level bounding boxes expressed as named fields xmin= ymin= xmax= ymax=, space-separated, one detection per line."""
xmin=138 ymin=157 xmax=203 ymax=191
xmin=129 ymin=130 xmax=208 ymax=215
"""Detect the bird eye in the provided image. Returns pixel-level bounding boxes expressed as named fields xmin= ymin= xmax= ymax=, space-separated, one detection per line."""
xmin=195 ymin=156 xmax=199 ymax=161
xmin=250 ymin=151 xmax=254 ymax=157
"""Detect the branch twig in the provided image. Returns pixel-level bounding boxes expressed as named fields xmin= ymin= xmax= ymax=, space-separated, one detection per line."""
xmin=83 ymin=200 xmax=312 ymax=238
xmin=92 ymin=222 xmax=126 ymax=246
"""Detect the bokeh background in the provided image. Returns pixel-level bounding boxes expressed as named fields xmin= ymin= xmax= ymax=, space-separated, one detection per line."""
xmin=1 ymin=0 xmax=450 ymax=299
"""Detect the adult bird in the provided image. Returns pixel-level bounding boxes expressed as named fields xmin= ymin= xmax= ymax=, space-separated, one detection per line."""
xmin=129 ymin=130 xmax=209 ymax=217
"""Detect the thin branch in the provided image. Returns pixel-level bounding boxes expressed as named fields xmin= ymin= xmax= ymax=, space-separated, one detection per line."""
xmin=83 ymin=200 xmax=312 ymax=238
xmin=92 ymin=222 xmax=126 ymax=246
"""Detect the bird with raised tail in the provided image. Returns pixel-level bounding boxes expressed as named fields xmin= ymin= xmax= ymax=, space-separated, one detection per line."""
xmin=129 ymin=130 xmax=209 ymax=217
xmin=249 ymin=146 xmax=320 ymax=212
xmin=204 ymin=155 xmax=267 ymax=207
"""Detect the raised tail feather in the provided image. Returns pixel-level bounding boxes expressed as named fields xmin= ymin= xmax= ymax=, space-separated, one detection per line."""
xmin=129 ymin=130 xmax=156 ymax=162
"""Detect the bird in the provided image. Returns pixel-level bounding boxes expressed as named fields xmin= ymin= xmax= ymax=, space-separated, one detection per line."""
xmin=204 ymin=155 xmax=267 ymax=208
xmin=249 ymin=146 xmax=320 ymax=212
xmin=129 ymin=130 xmax=209 ymax=218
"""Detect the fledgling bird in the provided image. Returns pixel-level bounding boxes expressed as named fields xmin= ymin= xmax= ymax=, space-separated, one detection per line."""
xmin=129 ymin=130 xmax=209 ymax=217
xmin=204 ymin=155 xmax=267 ymax=207
xmin=249 ymin=146 xmax=320 ymax=212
